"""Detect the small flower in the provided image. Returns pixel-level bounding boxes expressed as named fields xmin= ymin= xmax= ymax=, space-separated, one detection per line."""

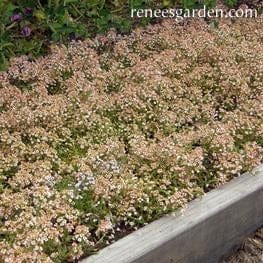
xmin=21 ymin=26 xmax=31 ymax=37
xmin=10 ymin=14 xmax=22 ymax=22
xmin=95 ymin=35 xmax=109 ymax=46
xmin=24 ymin=7 xmax=33 ymax=16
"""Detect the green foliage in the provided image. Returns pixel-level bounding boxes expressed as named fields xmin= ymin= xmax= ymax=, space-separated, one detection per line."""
xmin=0 ymin=231 xmax=17 ymax=244
xmin=74 ymin=189 xmax=108 ymax=216
xmin=105 ymin=78 xmax=124 ymax=93
xmin=42 ymin=231 xmax=71 ymax=263
xmin=223 ymin=0 xmax=238 ymax=7
xmin=1 ymin=165 xmax=19 ymax=180
xmin=73 ymin=189 xmax=111 ymax=231
xmin=56 ymin=140 xmax=87 ymax=162
xmin=55 ymin=176 xmax=75 ymax=191
xmin=0 ymin=0 xmax=239 ymax=70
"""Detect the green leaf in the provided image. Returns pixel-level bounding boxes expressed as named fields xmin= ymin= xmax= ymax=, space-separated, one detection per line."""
xmin=64 ymin=0 xmax=78 ymax=4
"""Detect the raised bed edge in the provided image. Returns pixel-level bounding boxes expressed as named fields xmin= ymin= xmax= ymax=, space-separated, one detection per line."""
xmin=81 ymin=164 xmax=263 ymax=263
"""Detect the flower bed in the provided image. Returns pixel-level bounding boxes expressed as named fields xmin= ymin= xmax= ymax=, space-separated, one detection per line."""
xmin=0 ymin=17 xmax=262 ymax=262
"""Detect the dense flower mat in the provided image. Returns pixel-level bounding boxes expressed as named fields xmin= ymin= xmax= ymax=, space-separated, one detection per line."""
xmin=0 ymin=17 xmax=262 ymax=262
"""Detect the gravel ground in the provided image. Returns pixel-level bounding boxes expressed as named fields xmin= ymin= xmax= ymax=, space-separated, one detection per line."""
xmin=222 ymin=227 xmax=263 ymax=263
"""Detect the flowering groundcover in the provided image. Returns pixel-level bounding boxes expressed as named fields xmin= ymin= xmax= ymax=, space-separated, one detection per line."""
xmin=0 ymin=17 xmax=262 ymax=262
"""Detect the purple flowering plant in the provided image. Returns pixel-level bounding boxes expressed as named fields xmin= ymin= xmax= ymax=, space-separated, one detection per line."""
xmin=21 ymin=26 xmax=31 ymax=37
xmin=10 ymin=13 xmax=22 ymax=22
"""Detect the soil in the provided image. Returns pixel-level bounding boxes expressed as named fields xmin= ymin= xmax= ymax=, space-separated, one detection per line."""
xmin=222 ymin=227 xmax=263 ymax=263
